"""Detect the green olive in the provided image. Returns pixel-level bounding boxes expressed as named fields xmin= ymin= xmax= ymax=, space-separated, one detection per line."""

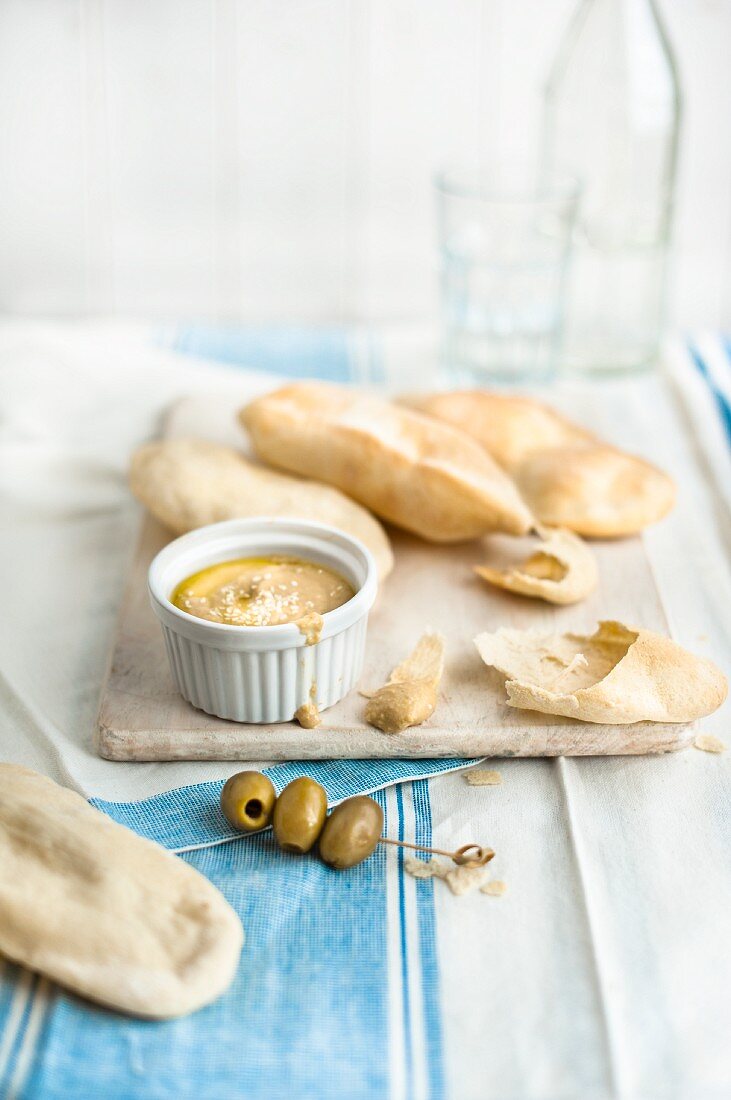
xmin=272 ymin=777 xmax=328 ymax=854
xmin=220 ymin=771 xmax=276 ymax=832
xmin=318 ymin=795 xmax=384 ymax=870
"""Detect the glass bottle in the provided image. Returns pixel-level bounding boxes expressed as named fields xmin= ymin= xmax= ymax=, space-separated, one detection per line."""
xmin=543 ymin=0 xmax=681 ymax=374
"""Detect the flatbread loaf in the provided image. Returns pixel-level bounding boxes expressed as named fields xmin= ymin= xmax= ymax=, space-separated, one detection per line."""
xmin=0 ymin=765 xmax=243 ymax=1018
xmin=474 ymin=621 xmax=727 ymax=724
xmin=240 ymin=383 xmax=533 ymax=541
xmin=515 ymin=444 xmax=676 ymax=538
xmin=129 ymin=437 xmax=394 ymax=580
xmin=474 ymin=525 xmax=597 ymax=605
xmin=403 ymin=391 xmax=675 ymax=537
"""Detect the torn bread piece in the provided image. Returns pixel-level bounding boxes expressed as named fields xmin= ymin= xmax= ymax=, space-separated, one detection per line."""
xmin=516 ymin=444 xmax=676 ymax=538
xmin=364 ymin=631 xmax=445 ymax=734
xmin=240 ymin=383 xmax=534 ymax=541
xmin=401 ymin=391 xmax=675 ymax=537
xmin=465 ymin=769 xmax=502 ymax=786
xmin=129 ymin=438 xmax=393 ymax=581
xmin=475 ymin=621 xmax=728 ymax=724
xmin=474 ymin=525 xmax=597 ymax=605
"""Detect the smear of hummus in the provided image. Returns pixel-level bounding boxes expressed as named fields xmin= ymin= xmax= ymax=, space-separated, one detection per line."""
xmin=363 ymin=631 xmax=445 ymax=734
xmin=296 ymin=612 xmax=324 ymax=647
xmin=295 ymin=683 xmax=321 ymax=729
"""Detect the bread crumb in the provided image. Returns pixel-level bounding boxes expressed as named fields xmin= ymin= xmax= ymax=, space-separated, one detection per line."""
xmin=480 ymin=880 xmax=507 ymax=897
xmin=445 ymin=864 xmax=492 ymax=896
xmin=465 ymin=769 xmax=502 ymax=786
xmin=404 ymin=856 xmax=448 ymax=880
xmin=405 ymin=855 xmax=503 ymax=899
xmin=694 ymin=734 xmax=726 ymax=754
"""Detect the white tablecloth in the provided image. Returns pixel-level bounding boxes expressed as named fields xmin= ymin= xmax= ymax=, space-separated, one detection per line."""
xmin=0 ymin=320 xmax=729 ymax=1098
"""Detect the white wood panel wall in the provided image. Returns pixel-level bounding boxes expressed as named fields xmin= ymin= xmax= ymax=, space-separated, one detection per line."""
xmin=0 ymin=0 xmax=728 ymax=327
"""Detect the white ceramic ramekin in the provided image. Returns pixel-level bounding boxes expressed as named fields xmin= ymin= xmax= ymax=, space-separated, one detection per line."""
xmin=148 ymin=517 xmax=378 ymax=724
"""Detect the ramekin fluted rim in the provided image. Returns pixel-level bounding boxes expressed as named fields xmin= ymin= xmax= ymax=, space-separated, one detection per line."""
xmin=148 ymin=516 xmax=379 ymax=651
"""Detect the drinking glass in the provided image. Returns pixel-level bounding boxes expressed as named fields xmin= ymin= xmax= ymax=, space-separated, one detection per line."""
xmin=436 ymin=167 xmax=580 ymax=383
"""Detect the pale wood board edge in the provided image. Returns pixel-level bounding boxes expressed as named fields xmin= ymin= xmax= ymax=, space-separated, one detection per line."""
xmin=96 ymin=719 xmax=695 ymax=762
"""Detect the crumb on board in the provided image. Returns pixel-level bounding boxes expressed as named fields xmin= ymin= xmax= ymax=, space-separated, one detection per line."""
xmin=480 ymin=880 xmax=507 ymax=897
xmin=694 ymin=734 xmax=726 ymax=754
xmin=465 ymin=769 xmax=502 ymax=786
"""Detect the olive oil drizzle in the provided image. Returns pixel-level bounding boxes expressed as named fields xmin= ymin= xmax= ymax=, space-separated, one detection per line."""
xmin=171 ymin=555 xmax=354 ymax=627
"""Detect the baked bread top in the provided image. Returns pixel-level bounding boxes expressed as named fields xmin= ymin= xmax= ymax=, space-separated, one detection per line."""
xmin=240 ymin=383 xmax=534 ymax=542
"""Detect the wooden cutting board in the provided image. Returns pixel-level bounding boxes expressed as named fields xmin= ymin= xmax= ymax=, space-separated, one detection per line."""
xmin=96 ymin=395 xmax=692 ymax=761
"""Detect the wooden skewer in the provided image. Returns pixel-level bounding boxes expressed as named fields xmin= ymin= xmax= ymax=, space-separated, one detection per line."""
xmin=380 ymin=837 xmax=495 ymax=867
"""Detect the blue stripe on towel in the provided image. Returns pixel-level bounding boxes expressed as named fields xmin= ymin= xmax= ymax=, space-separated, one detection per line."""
xmin=157 ymin=324 xmax=384 ymax=384
xmin=0 ymin=966 xmax=38 ymax=1097
xmin=395 ymin=785 xmax=415 ymax=1097
xmin=688 ymin=341 xmax=731 ymax=445
xmin=413 ymin=780 xmax=446 ymax=1100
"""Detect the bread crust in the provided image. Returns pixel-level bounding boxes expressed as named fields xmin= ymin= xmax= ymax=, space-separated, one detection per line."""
xmin=129 ymin=437 xmax=394 ymax=580
xmin=240 ymin=383 xmax=533 ymax=541
xmin=516 ymin=444 xmax=676 ymax=538
xmin=474 ymin=525 xmax=598 ymax=605
xmin=402 ymin=391 xmax=675 ymax=537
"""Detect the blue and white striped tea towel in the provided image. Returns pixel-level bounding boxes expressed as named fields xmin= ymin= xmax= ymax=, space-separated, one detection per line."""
xmin=0 ymin=325 xmax=474 ymax=1100
xmin=0 ymin=767 xmax=456 ymax=1100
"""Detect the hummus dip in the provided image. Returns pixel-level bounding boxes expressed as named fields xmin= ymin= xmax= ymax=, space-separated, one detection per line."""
xmin=170 ymin=555 xmax=355 ymax=628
